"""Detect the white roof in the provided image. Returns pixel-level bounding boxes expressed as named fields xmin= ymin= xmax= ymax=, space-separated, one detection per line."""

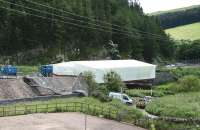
xmin=71 ymin=60 xmax=154 ymax=69
xmin=52 ymin=60 xmax=156 ymax=83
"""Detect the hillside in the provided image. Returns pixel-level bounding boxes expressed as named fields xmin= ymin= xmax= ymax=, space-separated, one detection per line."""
xmin=0 ymin=0 xmax=173 ymax=64
xmin=152 ymin=5 xmax=200 ymax=29
xmin=165 ymin=22 xmax=200 ymax=40
xmin=150 ymin=5 xmax=200 ymax=16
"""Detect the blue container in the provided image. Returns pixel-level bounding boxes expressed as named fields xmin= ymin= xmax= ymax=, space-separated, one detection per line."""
xmin=40 ymin=65 xmax=53 ymax=77
xmin=1 ymin=65 xmax=17 ymax=76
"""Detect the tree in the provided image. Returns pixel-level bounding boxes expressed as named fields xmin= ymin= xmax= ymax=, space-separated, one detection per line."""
xmin=103 ymin=71 xmax=126 ymax=92
xmin=0 ymin=0 xmax=174 ymax=64
xmin=82 ymin=71 xmax=97 ymax=96
xmin=106 ymin=40 xmax=121 ymax=60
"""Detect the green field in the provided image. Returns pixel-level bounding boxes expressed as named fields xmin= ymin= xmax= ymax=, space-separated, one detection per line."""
xmin=165 ymin=22 xmax=200 ymax=40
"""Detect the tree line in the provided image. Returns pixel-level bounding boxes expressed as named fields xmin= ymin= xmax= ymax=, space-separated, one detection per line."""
xmin=155 ymin=5 xmax=200 ymax=29
xmin=0 ymin=0 xmax=174 ymax=65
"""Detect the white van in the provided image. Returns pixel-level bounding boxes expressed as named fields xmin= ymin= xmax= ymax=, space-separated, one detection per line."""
xmin=109 ymin=92 xmax=133 ymax=105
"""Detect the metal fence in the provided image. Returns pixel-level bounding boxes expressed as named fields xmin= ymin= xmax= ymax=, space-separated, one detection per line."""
xmin=0 ymin=102 xmax=119 ymax=120
xmin=0 ymin=102 xmax=198 ymax=130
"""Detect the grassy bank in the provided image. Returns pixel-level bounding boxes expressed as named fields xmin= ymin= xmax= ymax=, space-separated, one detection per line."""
xmin=146 ymin=92 xmax=200 ymax=118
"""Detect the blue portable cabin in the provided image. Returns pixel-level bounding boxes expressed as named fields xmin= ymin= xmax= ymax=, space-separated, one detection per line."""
xmin=1 ymin=65 xmax=17 ymax=76
xmin=39 ymin=65 xmax=53 ymax=77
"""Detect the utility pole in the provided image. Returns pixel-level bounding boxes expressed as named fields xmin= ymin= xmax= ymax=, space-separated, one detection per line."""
xmin=85 ymin=113 xmax=87 ymax=130
xmin=84 ymin=98 xmax=87 ymax=130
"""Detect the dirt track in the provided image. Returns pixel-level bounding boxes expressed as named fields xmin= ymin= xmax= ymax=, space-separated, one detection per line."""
xmin=0 ymin=113 xmax=146 ymax=130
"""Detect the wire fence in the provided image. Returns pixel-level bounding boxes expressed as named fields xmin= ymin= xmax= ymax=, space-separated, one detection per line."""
xmin=0 ymin=102 xmax=119 ymax=120
xmin=0 ymin=102 xmax=199 ymax=130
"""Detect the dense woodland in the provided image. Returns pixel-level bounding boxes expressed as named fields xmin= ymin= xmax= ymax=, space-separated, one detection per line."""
xmin=154 ymin=5 xmax=200 ymax=29
xmin=0 ymin=0 xmax=174 ymax=65
xmin=176 ymin=40 xmax=200 ymax=60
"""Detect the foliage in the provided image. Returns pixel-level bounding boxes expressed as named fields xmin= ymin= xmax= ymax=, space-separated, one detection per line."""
xmin=106 ymin=40 xmax=121 ymax=60
xmin=175 ymin=40 xmax=200 ymax=60
xmin=17 ymin=66 xmax=38 ymax=75
xmin=175 ymin=75 xmax=200 ymax=92
xmin=103 ymin=71 xmax=126 ymax=92
xmin=154 ymin=5 xmax=200 ymax=29
xmin=166 ymin=22 xmax=200 ymax=40
xmin=125 ymin=89 xmax=166 ymax=98
xmin=169 ymin=67 xmax=200 ymax=80
xmin=82 ymin=71 xmax=98 ymax=96
xmin=146 ymin=92 xmax=200 ymax=118
xmin=0 ymin=0 xmax=174 ymax=64
xmin=155 ymin=75 xmax=200 ymax=93
xmin=154 ymin=83 xmax=176 ymax=95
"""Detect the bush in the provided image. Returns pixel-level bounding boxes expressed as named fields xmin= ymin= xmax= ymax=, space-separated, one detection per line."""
xmin=92 ymin=91 xmax=110 ymax=102
xmin=83 ymin=71 xmax=98 ymax=96
xmin=126 ymin=89 xmax=165 ymax=98
xmin=104 ymin=71 xmax=126 ymax=92
xmin=170 ymin=67 xmax=200 ymax=80
xmin=175 ymin=75 xmax=200 ymax=92
xmin=145 ymin=92 xmax=200 ymax=118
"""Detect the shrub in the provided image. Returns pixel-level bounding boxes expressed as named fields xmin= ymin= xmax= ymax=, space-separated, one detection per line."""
xmin=145 ymin=92 xmax=200 ymax=118
xmin=92 ymin=91 xmax=111 ymax=102
xmin=103 ymin=71 xmax=126 ymax=92
xmin=83 ymin=71 xmax=98 ymax=96
xmin=126 ymin=89 xmax=166 ymax=98
xmin=175 ymin=75 xmax=200 ymax=92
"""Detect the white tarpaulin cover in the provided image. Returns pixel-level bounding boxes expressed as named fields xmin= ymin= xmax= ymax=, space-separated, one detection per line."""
xmin=52 ymin=60 xmax=156 ymax=83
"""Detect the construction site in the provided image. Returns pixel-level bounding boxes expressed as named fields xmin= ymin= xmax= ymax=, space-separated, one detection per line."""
xmin=0 ymin=60 xmax=156 ymax=102
xmin=0 ymin=65 xmax=89 ymax=102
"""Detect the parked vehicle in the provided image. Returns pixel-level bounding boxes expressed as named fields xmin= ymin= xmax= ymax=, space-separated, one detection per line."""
xmin=109 ymin=92 xmax=133 ymax=105
xmin=144 ymin=96 xmax=153 ymax=103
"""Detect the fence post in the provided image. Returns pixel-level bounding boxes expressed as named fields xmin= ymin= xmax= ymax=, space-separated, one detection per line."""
xmin=101 ymin=106 xmax=103 ymax=115
xmin=109 ymin=107 xmax=111 ymax=119
xmin=81 ymin=103 xmax=83 ymax=112
xmin=36 ymin=104 xmax=38 ymax=113
xmin=87 ymin=104 xmax=89 ymax=114
xmin=25 ymin=105 xmax=27 ymax=115
xmin=14 ymin=106 xmax=16 ymax=116
xmin=75 ymin=102 xmax=76 ymax=112
xmin=46 ymin=104 xmax=48 ymax=113
xmin=55 ymin=102 xmax=58 ymax=112
xmin=66 ymin=103 xmax=68 ymax=112
xmin=3 ymin=107 xmax=5 ymax=117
